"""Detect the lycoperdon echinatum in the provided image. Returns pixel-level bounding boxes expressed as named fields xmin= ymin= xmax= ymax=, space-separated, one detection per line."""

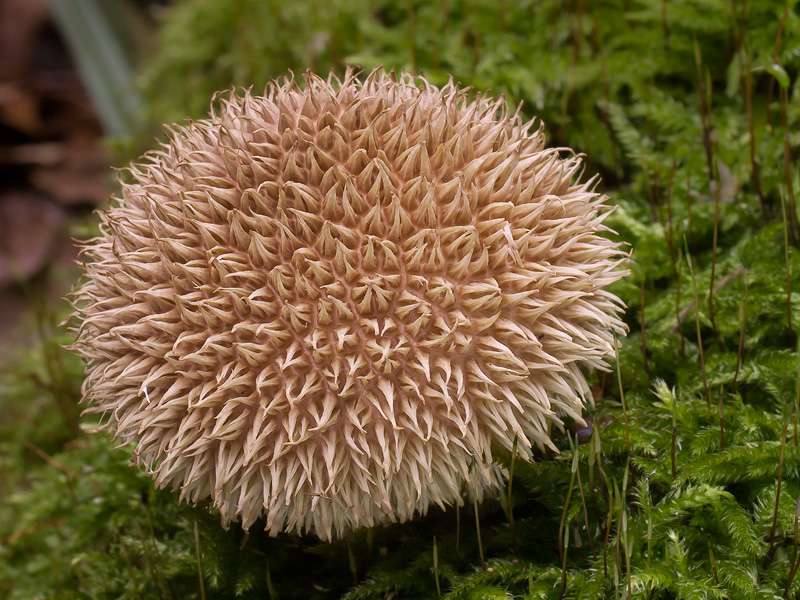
xmin=70 ymin=69 xmax=628 ymax=541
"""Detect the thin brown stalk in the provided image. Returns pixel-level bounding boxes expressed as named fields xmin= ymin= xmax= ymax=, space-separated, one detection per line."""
xmin=464 ymin=0 xmax=481 ymax=65
xmin=709 ymin=162 xmax=721 ymax=349
xmin=559 ymin=516 xmax=570 ymax=600
xmin=572 ymin=0 xmax=587 ymax=65
xmin=405 ymin=0 xmax=417 ymax=71
xmin=685 ymin=238 xmax=711 ymax=408
xmin=640 ymin=280 xmax=652 ymax=384
xmin=693 ymin=38 xmax=715 ymax=190
xmin=625 ymin=528 xmax=632 ymax=600
xmin=37 ymin=324 xmax=81 ymax=438
xmin=670 ymin=266 xmax=744 ymax=333
xmin=718 ymin=385 xmax=725 ymax=450
xmin=618 ymin=467 xmax=632 ymax=599
xmin=687 ymin=175 xmax=696 ymax=254
xmin=558 ymin=440 xmax=578 ymax=599
xmin=614 ymin=520 xmax=622 ymax=596
xmin=431 ymin=0 xmax=446 ymax=68
xmin=781 ymin=188 xmax=794 ymax=340
xmin=551 ymin=1 xmax=563 ymax=53
xmin=472 ymin=469 xmax=485 ymax=570
xmin=782 ymin=85 xmax=799 ymax=245
xmin=433 ymin=536 xmax=442 ymax=599
xmin=348 ymin=543 xmax=358 ymax=584
xmin=602 ymin=486 xmax=612 ymax=577
xmin=671 ymin=407 xmax=678 ymax=481
xmin=645 ymin=168 xmax=657 ymax=224
xmin=590 ymin=0 xmax=601 ymax=57
xmin=454 ymin=498 xmax=460 ymax=570
xmin=656 ymin=171 xmax=666 ymax=229
xmin=766 ymin=2 xmax=790 ymax=132
xmin=614 ymin=335 xmax=632 ymax=459
xmin=795 ymin=336 xmax=800 ymax=448
xmin=709 ymin=545 xmax=720 ymax=585
xmin=665 ymin=160 xmax=684 ymax=357
xmin=744 ymin=64 xmax=767 ymax=220
xmin=588 ymin=428 xmax=611 ymax=551
xmin=589 ymin=420 xmax=608 ymax=508
xmin=507 ymin=435 xmax=519 ymax=556
xmin=0 ymin=518 xmax=68 ymax=545
xmin=783 ymin=494 xmax=800 ymax=598
xmin=731 ymin=270 xmax=748 ymax=395
xmin=143 ymin=504 xmax=178 ymax=600
xmin=575 ymin=456 xmax=597 ymax=560
xmin=134 ymin=520 xmax=167 ymax=600
xmin=142 ymin=503 xmax=178 ymax=600
xmin=23 ymin=441 xmax=82 ymax=481
xmin=765 ymin=414 xmax=790 ymax=566
xmin=734 ymin=0 xmax=767 ymax=219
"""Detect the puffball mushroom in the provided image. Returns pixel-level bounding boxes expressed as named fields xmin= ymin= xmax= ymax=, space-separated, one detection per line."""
xmin=71 ymin=68 xmax=627 ymax=541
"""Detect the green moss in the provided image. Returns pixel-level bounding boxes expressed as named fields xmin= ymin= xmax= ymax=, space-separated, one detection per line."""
xmin=3 ymin=0 xmax=800 ymax=597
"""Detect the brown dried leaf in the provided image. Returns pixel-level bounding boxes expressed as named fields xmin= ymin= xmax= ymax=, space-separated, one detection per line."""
xmin=0 ymin=192 xmax=65 ymax=286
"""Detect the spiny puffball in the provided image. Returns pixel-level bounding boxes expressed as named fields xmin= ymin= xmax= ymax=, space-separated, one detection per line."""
xmin=71 ymin=68 xmax=627 ymax=541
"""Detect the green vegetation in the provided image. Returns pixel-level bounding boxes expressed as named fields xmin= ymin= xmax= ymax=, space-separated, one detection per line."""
xmin=3 ymin=0 xmax=800 ymax=597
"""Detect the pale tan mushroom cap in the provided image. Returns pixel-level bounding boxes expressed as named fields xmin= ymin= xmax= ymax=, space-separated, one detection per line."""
xmin=72 ymin=69 xmax=627 ymax=541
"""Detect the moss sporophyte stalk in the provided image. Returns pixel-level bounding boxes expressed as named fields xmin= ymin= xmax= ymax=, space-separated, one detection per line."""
xmin=70 ymin=69 xmax=628 ymax=541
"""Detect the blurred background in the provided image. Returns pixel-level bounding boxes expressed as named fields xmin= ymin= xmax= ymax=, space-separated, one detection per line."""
xmin=0 ymin=0 xmax=162 ymax=348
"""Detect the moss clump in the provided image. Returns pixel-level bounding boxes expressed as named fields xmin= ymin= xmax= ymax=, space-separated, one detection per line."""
xmin=2 ymin=0 xmax=800 ymax=598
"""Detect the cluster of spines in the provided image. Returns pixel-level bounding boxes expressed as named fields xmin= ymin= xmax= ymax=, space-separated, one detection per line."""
xmin=72 ymin=69 xmax=626 ymax=541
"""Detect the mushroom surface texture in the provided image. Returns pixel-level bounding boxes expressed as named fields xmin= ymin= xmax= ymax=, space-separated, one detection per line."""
xmin=71 ymin=69 xmax=628 ymax=541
